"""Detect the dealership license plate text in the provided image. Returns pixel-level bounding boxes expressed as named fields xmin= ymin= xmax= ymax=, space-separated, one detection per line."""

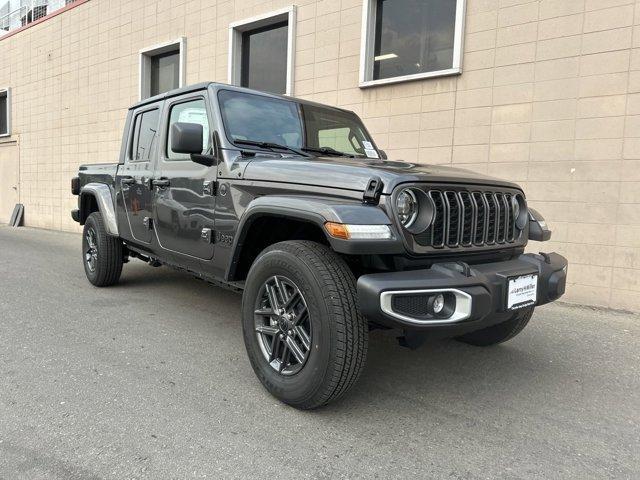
xmin=507 ymin=274 xmax=538 ymax=310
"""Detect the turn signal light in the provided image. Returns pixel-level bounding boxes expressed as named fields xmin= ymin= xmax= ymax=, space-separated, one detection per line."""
xmin=325 ymin=222 xmax=350 ymax=239
xmin=324 ymin=222 xmax=393 ymax=240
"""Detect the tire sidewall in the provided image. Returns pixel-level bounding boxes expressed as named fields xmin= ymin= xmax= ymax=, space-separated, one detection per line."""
xmin=82 ymin=214 xmax=101 ymax=284
xmin=242 ymin=247 xmax=335 ymax=406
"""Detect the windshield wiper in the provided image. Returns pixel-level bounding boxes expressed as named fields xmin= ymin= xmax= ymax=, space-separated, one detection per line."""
xmin=301 ymin=146 xmax=357 ymax=158
xmin=233 ymin=139 xmax=312 ymax=157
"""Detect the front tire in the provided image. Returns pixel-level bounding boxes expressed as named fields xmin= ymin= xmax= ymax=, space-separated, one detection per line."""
xmin=456 ymin=307 xmax=534 ymax=346
xmin=242 ymin=241 xmax=368 ymax=409
xmin=82 ymin=211 xmax=123 ymax=287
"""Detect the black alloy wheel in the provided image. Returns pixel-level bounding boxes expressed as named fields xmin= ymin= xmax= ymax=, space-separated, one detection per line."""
xmin=81 ymin=211 xmax=123 ymax=287
xmin=84 ymin=227 xmax=98 ymax=273
xmin=254 ymin=275 xmax=312 ymax=376
xmin=241 ymin=240 xmax=368 ymax=409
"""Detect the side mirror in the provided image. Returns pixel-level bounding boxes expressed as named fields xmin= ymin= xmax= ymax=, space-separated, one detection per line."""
xmin=528 ymin=208 xmax=552 ymax=242
xmin=170 ymin=122 xmax=217 ymax=167
xmin=170 ymin=122 xmax=203 ymax=154
xmin=379 ymin=149 xmax=388 ymax=160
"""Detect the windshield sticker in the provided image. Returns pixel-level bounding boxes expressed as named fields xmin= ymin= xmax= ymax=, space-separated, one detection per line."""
xmin=362 ymin=141 xmax=374 ymax=150
xmin=365 ymin=148 xmax=379 ymax=159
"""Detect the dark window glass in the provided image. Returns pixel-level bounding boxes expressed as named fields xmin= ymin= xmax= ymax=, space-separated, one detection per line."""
xmin=130 ymin=109 xmax=160 ymax=162
xmin=167 ymin=99 xmax=211 ymax=161
xmin=373 ymin=0 xmax=457 ymax=80
xmin=302 ymin=105 xmax=373 ymax=157
xmin=241 ymin=22 xmax=288 ymax=95
xmin=0 ymin=90 xmax=7 ymax=135
xmin=150 ymin=50 xmax=180 ymax=97
xmin=219 ymin=90 xmax=303 ymax=147
xmin=218 ymin=90 xmax=380 ymax=158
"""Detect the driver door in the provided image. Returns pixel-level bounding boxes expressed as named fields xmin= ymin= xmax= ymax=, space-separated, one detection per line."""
xmin=152 ymin=94 xmax=217 ymax=260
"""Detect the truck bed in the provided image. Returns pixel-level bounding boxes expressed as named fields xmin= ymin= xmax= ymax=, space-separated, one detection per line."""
xmin=78 ymin=163 xmax=119 ymax=188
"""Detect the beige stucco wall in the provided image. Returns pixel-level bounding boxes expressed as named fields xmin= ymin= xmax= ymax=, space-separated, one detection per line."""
xmin=0 ymin=0 xmax=639 ymax=311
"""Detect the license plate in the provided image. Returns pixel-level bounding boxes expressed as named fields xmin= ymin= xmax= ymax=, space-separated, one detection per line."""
xmin=507 ymin=274 xmax=538 ymax=310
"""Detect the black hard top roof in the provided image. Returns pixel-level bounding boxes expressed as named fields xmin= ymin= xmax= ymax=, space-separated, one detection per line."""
xmin=129 ymin=82 xmax=213 ymax=110
xmin=129 ymin=82 xmax=354 ymax=114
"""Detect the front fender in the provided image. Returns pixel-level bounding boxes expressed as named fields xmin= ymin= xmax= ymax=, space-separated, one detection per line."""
xmin=79 ymin=183 xmax=119 ymax=236
xmin=227 ymin=195 xmax=405 ymax=279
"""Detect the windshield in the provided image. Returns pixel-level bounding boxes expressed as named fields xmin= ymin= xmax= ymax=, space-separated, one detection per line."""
xmin=218 ymin=89 xmax=379 ymax=158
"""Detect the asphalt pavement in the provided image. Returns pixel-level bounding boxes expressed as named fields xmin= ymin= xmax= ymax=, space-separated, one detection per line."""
xmin=0 ymin=225 xmax=638 ymax=479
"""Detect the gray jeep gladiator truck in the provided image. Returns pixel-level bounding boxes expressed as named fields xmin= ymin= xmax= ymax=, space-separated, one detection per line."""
xmin=72 ymin=82 xmax=567 ymax=409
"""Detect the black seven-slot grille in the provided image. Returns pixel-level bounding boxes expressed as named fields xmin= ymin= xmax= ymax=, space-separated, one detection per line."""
xmin=416 ymin=189 xmax=519 ymax=248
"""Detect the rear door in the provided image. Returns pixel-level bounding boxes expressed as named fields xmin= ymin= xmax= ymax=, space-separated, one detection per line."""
xmin=116 ymin=105 xmax=161 ymax=244
xmin=152 ymin=93 xmax=216 ymax=260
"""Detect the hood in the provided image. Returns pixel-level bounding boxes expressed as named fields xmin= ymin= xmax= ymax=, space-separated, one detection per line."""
xmin=242 ymin=155 xmax=521 ymax=194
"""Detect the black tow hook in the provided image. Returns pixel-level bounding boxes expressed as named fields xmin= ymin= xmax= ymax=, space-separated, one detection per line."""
xmin=456 ymin=261 xmax=472 ymax=277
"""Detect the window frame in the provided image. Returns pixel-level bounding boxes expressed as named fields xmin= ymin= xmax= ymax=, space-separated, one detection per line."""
xmin=228 ymin=6 xmax=297 ymax=96
xmin=358 ymin=0 xmax=466 ymax=88
xmin=0 ymin=87 xmax=11 ymax=138
xmin=139 ymin=38 xmax=186 ymax=100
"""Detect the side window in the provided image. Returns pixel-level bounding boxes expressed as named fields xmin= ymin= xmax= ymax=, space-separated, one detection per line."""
xmin=167 ymin=99 xmax=211 ymax=161
xmin=129 ymin=109 xmax=160 ymax=162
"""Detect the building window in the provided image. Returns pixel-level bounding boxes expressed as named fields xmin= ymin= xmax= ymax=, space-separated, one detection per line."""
xmin=229 ymin=6 xmax=296 ymax=95
xmin=139 ymin=38 xmax=186 ymax=100
xmin=0 ymin=88 xmax=10 ymax=137
xmin=359 ymin=0 xmax=466 ymax=88
xmin=241 ymin=22 xmax=289 ymax=94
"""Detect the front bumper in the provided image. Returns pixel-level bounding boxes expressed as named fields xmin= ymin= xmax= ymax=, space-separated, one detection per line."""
xmin=357 ymin=252 xmax=567 ymax=333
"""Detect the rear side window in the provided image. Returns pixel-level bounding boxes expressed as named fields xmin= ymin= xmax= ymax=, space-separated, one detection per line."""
xmin=129 ymin=109 xmax=160 ymax=162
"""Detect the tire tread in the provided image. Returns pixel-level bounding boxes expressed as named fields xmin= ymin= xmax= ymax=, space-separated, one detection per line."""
xmin=254 ymin=240 xmax=367 ymax=409
xmin=84 ymin=212 xmax=123 ymax=287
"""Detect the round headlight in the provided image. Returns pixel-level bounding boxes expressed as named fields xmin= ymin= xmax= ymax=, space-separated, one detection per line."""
xmin=396 ymin=189 xmax=419 ymax=227
xmin=511 ymin=195 xmax=520 ymax=220
xmin=513 ymin=194 xmax=528 ymax=230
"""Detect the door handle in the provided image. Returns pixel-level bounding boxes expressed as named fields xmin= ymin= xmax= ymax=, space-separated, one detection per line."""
xmin=120 ymin=176 xmax=135 ymax=185
xmin=153 ymin=178 xmax=170 ymax=188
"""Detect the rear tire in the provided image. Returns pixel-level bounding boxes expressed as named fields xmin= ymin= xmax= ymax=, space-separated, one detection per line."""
xmin=456 ymin=307 xmax=534 ymax=346
xmin=241 ymin=240 xmax=368 ymax=410
xmin=82 ymin=211 xmax=123 ymax=287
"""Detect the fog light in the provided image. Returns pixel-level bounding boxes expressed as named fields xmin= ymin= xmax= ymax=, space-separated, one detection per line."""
xmin=431 ymin=293 xmax=445 ymax=314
